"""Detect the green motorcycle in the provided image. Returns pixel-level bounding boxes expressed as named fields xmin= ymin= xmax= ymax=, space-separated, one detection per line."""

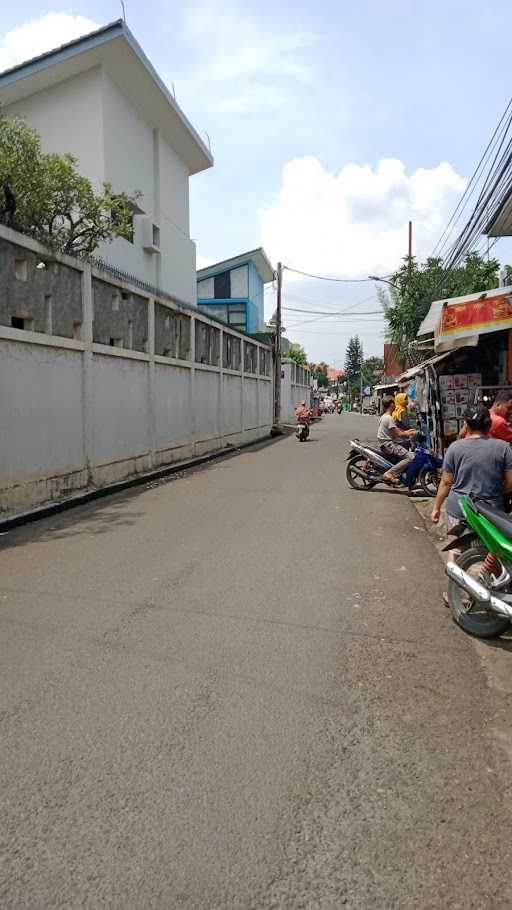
xmin=445 ymin=494 xmax=512 ymax=638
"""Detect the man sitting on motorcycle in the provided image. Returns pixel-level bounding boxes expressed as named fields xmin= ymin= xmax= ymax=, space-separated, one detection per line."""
xmin=295 ymin=401 xmax=310 ymax=425
xmin=377 ymin=396 xmax=417 ymax=484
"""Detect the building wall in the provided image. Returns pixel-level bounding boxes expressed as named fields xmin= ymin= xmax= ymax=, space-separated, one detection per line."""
xmin=281 ymin=360 xmax=312 ymax=424
xmin=6 ymin=67 xmax=197 ymax=306
xmin=5 ymin=66 xmax=105 ymax=186
xmin=197 ymin=262 xmax=265 ymax=333
xmin=0 ymin=226 xmax=273 ymax=519
xmin=101 ymin=74 xmax=196 ymax=304
xmin=248 ymin=261 xmax=264 ymax=332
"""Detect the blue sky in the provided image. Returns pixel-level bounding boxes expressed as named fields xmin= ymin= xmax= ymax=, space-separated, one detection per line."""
xmin=1 ymin=1 xmax=511 ymax=364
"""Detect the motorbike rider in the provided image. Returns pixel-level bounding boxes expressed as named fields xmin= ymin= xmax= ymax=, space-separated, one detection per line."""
xmin=432 ymin=403 xmax=512 ymax=531
xmin=295 ymin=400 xmax=311 ymax=425
xmin=377 ymin=396 xmax=417 ymax=484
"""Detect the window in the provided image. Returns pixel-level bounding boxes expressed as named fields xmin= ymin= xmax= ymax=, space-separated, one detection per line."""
xmin=227 ymin=305 xmax=246 ymax=332
xmin=152 ymin=224 xmax=160 ymax=248
xmin=214 ymin=271 xmax=231 ymax=299
xmin=204 ymin=304 xmax=228 ymax=322
xmin=11 ymin=316 xmax=25 ymax=329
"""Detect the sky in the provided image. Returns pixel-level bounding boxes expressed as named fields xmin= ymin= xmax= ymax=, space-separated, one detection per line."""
xmin=1 ymin=1 xmax=511 ymax=366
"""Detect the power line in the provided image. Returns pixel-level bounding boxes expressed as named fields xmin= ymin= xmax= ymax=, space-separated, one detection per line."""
xmin=432 ymin=97 xmax=512 ymax=259
xmin=284 ymin=266 xmax=376 ymax=283
xmin=283 ymin=305 xmax=382 ymax=316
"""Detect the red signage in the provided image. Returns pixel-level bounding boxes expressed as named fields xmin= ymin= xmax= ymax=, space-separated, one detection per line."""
xmin=436 ymin=293 xmax=512 ymax=348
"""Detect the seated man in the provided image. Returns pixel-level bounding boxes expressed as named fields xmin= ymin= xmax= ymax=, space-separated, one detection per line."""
xmin=295 ymin=400 xmax=311 ymax=425
xmin=377 ymin=396 xmax=417 ymax=484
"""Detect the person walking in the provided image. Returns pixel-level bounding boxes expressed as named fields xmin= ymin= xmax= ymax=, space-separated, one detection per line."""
xmin=432 ymin=403 xmax=512 ymax=531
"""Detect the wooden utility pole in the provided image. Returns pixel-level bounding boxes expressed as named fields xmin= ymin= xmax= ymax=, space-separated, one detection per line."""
xmin=273 ymin=262 xmax=282 ymax=429
xmin=408 ymin=221 xmax=413 ymax=259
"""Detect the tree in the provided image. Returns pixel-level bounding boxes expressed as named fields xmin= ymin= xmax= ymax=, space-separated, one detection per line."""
xmin=0 ymin=113 xmax=140 ymax=256
xmin=286 ymin=344 xmax=308 ymax=365
xmin=310 ymin=361 xmax=329 ymax=387
xmin=362 ymin=355 xmax=384 ymax=387
xmin=382 ymin=252 xmax=503 ymax=366
xmin=345 ymin=336 xmax=363 ymax=380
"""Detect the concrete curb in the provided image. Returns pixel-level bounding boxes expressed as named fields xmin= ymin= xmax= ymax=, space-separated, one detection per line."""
xmin=0 ymin=431 xmax=290 ymax=533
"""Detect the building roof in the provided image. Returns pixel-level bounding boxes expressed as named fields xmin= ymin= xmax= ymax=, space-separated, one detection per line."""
xmin=197 ymin=248 xmax=275 ymax=284
xmin=0 ymin=19 xmax=213 ymax=176
xmin=485 ymin=193 xmax=512 ymax=237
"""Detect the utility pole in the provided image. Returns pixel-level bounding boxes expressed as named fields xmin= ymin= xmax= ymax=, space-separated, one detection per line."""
xmin=273 ymin=261 xmax=282 ymax=430
xmin=408 ymin=220 xmax=413 ymax=259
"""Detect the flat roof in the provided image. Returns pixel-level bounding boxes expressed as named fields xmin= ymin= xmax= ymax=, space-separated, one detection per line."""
xmin=0 ymin=19 xmax=213 ymax=176
xmin=197 ymin=248 xmax=275 ymax=284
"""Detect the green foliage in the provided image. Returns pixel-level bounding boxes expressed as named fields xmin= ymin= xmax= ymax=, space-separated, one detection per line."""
xmin=344 ymin=335 xmax=363 ymax=379
xmin=0 ymin=113 xmax=140 ymax=256
xmin=382 ymin=252 xmax=503 ymax=366
xmin=287 ymin=344 xmax=308 ymax=365
xmin=362 ymin=355 xmax=384 ymax=387
xmin=310 ymin=361 xmax=329 ymax=387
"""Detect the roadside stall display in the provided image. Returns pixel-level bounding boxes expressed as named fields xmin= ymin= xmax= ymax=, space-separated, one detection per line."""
xmin=415 ymin=285 xmax=512 ymax=452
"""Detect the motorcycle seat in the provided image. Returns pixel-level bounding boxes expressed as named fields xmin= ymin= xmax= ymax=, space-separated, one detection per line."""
xmin=472 ymin=498 xmax=512 ymax=540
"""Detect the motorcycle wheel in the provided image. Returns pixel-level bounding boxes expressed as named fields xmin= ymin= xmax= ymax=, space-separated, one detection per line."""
xmin=346 ymin=455 xmax=377 ymax=491
xmin=419 ymin=465 xmax=441 ymax=497
xmin=448 ymin=546 xmax=510 ymax=639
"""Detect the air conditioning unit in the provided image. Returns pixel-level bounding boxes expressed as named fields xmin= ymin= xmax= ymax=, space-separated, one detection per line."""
xmin=136 ymin=214 xmax=161 ymax=254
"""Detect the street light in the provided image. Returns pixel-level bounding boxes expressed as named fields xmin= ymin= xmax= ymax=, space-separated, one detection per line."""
xmin=368 ymin=275 xmax=399 ymax=289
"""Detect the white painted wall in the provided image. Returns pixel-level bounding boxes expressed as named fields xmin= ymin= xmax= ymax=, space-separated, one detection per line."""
xmin=5 ymin=66 xmax=104 ymax=184
xmin=5 ymin=67 xmax=198 ymax=305
xmin=0 ymin=228 xmax=273 ymax=519
xmin=281 ymin=360 xmax=312 ymax=424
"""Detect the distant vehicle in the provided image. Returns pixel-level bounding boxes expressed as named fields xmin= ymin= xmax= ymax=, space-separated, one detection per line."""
xmin=362 ymin=404 xmax=377 ymax=415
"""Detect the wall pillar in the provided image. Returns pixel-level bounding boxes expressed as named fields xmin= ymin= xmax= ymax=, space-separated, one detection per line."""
xmin=81 ymin=264 xmax=95 ymax=484
xmin=147 ymin=297 xmax=156 ymax=467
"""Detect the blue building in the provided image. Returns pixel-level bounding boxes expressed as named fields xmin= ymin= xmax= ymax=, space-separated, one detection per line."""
xmin=196 ymin=248 xmax=274 ymax=333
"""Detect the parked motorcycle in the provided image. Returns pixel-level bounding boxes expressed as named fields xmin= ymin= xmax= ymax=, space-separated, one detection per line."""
xmin=346 ymin=436 xmax=442 ymax=496
xmin=445 ymin=494 xmax=512 ymax=638
xmin=296 ymin=422 xmax=309 ymax=441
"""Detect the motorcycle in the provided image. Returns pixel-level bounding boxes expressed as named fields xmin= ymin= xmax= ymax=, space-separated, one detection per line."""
xmin=445 ymin=494 xmax=512 ymax=638
xmin=346 ymin=435 xmax=442 ymax=497
xmin=296 ymin=422 xmax=309 ymax=441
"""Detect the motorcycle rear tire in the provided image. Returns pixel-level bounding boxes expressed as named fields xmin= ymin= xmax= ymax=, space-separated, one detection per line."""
xmin=346 ymin=455 xmax=377 ymax=491
xmin=448 ymin=546 xmax=510 ymax=639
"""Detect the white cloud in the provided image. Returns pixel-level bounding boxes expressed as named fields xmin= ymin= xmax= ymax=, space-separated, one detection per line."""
xmin=0 ymin=13 xmax=100 ymax=73
xmin=178 ymin=2 xmax=316 ymax=115
xmin=260 ymin=156 xmax=467 ymax=278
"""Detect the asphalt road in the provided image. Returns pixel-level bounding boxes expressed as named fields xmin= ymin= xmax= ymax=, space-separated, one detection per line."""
xmin=2 ymin=414 xmax=512 ymax=909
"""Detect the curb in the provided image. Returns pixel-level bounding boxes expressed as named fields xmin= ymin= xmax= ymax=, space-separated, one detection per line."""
xmin=0 ymin=431 xmax=288 ymax=533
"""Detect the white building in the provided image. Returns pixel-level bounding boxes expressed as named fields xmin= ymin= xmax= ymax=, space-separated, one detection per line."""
xmin=0 ymin=20 xmax=213 ymax=305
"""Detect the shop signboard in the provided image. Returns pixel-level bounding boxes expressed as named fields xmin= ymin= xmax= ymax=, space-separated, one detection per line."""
xmin=435 ymin=292 xmax=512 ymax=351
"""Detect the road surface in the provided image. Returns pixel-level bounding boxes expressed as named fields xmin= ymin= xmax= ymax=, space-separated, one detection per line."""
xmin=2 ymin=414 xmax=512 ymax=909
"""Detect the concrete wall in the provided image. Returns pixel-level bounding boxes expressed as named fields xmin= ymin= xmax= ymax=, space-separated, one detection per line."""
xmin=0 ymin=227 xmax=273 ymax=519
xmin=281 ymin=359 xmax=312 ymax=424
